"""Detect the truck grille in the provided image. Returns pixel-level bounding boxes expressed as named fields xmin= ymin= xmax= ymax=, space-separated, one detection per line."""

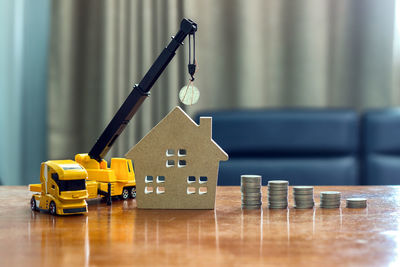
xmin=63 ymin=207 xmax=87 ymax=214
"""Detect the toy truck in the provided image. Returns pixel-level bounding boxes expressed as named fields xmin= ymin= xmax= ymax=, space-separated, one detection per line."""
xmin=75 ymin=154 xmax=136 ymax=204
xmin=29 ymin=18 xmax=197 ymax=215
xmin=30 ymin=160 xmax=88 ymax=215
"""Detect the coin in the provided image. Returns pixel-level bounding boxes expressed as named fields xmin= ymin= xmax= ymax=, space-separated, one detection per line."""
xmin=241 ymin=175 xmax=262 ymax=182
xmin=269 ymin=194 xmax=288 ymax=198
xmin=346 ymin=198 xmax=367 ymax=208
xmin=242 ymin=183 xmax=261 ymax=188
xmin=293 ymin=186 xmax=313 ymax=190
xmin=346 ymin=197 xmax=367 ymax=202
xmin=242 ymin=197 xmax=262 ymax=201
xmin=241 ymin=187 xmax=261 ymax=192
xmin=268 ymin=180 xmax=289 ymax=184
xmin=321 ymin=191 xmax=341 ymax=196
xmin=294 ymin=195 xmax=314 ymax=199
xmin=241 ymin=174 xmax=262 ymax=179
xmin=179 ymin=84 xmax=200 ymax=105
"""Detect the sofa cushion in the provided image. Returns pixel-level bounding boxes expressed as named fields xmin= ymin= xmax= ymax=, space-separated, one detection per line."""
xmin=363 ymin=109 xmax=400 ymax=153
xmin=362 ymin=109 xmax=400 ymax=185
xmin=364 ymin=155 xmax=400 ymax=185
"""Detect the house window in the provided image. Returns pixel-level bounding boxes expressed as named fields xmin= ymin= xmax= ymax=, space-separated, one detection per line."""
xmin=145 ymin=186 xmax=153 ymax=194
xmin=166 ymin=160 xmax=175 ymax=167
xmin=199 ymin=176 xmax=208 ymax=184
xmin=199 ymin=187 xmax=208 ymax=195
xmin=178 ymin=149 xmax=187 ymax=156
xmin=187 ymin=176 xmax=196 ymax=183
xmin=187 ymin=187 xmax=196 ymax=194
xmin=156 ymin=186 xmax=165 ymax=194
xmin=145 ymin=176 xmax=153 ymax=183
xmin=166 ymin=149 xmax=174 ymax=156
xmin=157 ymin=176 xmax=165 ymax=183
xmin=178 ymin=160 xmax=186 ymax=168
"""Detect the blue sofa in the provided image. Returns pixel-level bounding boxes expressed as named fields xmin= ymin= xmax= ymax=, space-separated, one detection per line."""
xmin=195 ymin=109 xmax=360 ymax=186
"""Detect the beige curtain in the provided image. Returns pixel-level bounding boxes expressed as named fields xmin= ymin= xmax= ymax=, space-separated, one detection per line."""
xmin=49 ymin=0 xmax=186 ymax=160
xmin=48 ymin=0 xmax=398 ymax=160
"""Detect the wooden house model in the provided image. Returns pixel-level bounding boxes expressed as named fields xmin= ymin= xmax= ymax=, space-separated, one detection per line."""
xmin=125 ymin=106 xmax=228 ymax=209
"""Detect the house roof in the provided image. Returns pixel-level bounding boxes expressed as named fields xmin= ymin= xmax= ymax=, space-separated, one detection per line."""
xmin=125 ymin=106 xmax=228 ymax=162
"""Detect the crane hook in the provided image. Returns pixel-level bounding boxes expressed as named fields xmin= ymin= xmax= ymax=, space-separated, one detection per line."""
xmin=188 ymin=32 xmax=196 ymax=81
xmin=179 ymin=31 xmax=200 ymax=106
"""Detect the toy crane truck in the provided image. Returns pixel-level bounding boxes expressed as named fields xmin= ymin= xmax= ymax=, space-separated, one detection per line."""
xmin=30 ymin=18 xmax=198 ymax=215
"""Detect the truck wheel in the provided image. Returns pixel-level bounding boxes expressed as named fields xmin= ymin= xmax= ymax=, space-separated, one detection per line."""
xmin=49 ymin=201 xmax=57 ymax=215
xmin=30 ymin=197 xmax=37 ymax=211
xmin=130 ymin=187 xmax=136 ymax=199
xmin=121 ymin=188 xmax=129 ymax=200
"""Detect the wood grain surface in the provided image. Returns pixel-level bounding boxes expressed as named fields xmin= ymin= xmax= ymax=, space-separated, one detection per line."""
xmin=0 ymin=186 xmax=399 ymax=266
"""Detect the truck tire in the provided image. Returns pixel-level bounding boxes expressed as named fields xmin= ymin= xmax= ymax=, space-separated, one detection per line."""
xmin=121 ymin=188 xmax=129 ymax=200
xmin=130 ymin=187 xmax=136 ymax=199
xmin=49 ymin=201 xmax=57 ymax=215
xmin=30 ymin=197 xmax=37 ymax=211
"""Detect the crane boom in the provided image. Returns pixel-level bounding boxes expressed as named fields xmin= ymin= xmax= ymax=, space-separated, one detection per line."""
xmin=88 ymin=18 xmax=197 ymax=162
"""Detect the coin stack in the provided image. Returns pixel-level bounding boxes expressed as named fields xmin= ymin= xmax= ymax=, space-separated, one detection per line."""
xmin=346 ymin=198 xmax=367 ymax=208
xmin=268 ymin=180 xmax=289 ymax=209
xmin=241 ymin=175 xmax=262 ymax=210
xmin=320 ymin=191 xmax=341 ymax=209
xmin=293 ymin=186 xmax=314 ymax=209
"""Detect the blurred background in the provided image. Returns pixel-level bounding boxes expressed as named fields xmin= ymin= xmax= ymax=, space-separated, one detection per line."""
xmin=1 ymin=0 xmax=400 ymax=185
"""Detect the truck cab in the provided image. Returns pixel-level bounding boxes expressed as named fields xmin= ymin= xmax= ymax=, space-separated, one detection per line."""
xmin=30 ymin=160 xmax=88 ymax=215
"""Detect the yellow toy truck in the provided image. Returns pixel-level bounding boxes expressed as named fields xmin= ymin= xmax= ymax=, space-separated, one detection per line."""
xmin=75 ymin=153 xmax=136 ymax=205
xmin=29 ymin=160 xmax=88 ymax=215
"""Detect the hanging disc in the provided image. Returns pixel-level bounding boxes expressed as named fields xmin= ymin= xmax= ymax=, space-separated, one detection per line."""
xmin=179 ymin=84 xmax=200 ymax=105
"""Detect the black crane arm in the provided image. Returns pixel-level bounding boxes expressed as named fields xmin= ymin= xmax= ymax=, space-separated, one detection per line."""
xmin=88 ymin=18 xmax=197 ymax=162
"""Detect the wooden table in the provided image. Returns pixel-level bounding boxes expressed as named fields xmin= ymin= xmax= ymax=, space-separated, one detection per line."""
xmin=0 ymin=186 xmax=399 ymax=266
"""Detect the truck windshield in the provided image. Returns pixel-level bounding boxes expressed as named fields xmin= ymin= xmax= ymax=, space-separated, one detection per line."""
xmin=52 ymin=173 xmax=86 ymax=191
xmin=57 ymin=179 xmax=86 ymax=192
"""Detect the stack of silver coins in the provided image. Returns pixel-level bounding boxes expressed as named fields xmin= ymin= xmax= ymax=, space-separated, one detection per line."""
xmin=320 ymin=191 xmax=341 ymax=209
xmin=268 ymin=180 xmax=289 ymax=209
xmin=346 ymin=198 xmax=367 ymax=208
xmin=293 ymin=186 xmax=314 ymax=209
xmin=241 ymin=175 xmax=262 ymax=210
